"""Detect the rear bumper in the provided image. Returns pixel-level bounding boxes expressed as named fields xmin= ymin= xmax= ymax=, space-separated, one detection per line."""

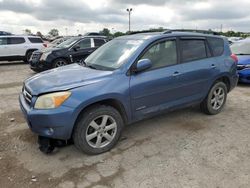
xmin=238 ymin=69 xmax=250 ymax=83
xmin=229 ymin=74 xmax=239 ymax=91
xmin=19 ymin=93 xmax=75 ymax=140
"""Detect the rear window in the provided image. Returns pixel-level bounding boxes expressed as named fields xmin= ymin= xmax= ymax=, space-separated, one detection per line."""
xmin=94 ymin=39 xmax=106 ymax=47
xmin=180 ymin=39 xmax=207 ymax=62
xmin=207 ymin=37 xmax=224 ymax=56
xmin=28 ymin=37 xmax=43 ymax=43
xmin=8 ymin=37 xmax=25 ymax=44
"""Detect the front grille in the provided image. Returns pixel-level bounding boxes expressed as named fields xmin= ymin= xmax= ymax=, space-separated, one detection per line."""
xmin=23 ymin=87 xmax=32 ymax=106
xmin=30 ymin=52 xmax=42 ymax=61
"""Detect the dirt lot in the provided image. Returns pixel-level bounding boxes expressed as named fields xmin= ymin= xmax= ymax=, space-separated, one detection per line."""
xmin=0 ymin=62 xmax=250 ymax=188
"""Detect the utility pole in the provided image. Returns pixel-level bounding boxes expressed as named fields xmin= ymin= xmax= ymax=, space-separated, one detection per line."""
xmin=126 ymin=8 xmax=133 ymax=33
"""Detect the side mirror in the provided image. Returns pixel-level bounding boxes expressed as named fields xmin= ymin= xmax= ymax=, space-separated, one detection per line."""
xmin=73 ymin=44 xmax=80 ymax=51
xmin=135 ymin=59 xmax=152 ymax=73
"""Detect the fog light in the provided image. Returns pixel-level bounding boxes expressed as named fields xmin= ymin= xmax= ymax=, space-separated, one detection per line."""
xmin=46 ymin=128 xmax=54 ymax=135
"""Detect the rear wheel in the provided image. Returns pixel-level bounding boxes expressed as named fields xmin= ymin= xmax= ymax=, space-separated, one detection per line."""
xmin=53 ymin=58 xmax=68 ymax=68
xmin=24 ymin=50 xmax=34 ymax=63
xmin=201 ymin=82 xmax=227 ymax=115
xmin=73 ymin=105 xmax=124 ymax=155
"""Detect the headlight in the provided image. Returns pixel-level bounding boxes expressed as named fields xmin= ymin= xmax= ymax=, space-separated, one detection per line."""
xmin=40 ymin=52 xmax=51 ymax=61
xmin=34 ymin=91 xmax=71 ymax=109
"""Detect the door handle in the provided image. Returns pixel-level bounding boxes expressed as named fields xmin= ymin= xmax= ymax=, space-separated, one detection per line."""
xmin=211 ymin=64 xmax=216 ymax=69
xmin=172 ymin=71 xmax=181 ymax=77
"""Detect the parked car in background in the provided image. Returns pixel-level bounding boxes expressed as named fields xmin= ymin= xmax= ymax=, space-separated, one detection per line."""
xmin=47 ymin=37 xmax=71 ymax=48
xmin=231 ymin=39 xmax=250 ymax=83
xmin=20 ymin=31 xmax=238 ymax=154
xmin=29 ymin=36 xmax=107 ymax=72
xmin=0 ymin=31 xmax=12 ymax=36
xmin=0 ymin=35 xmax=46 ymax=62
xmin=84 ymin=32 xmax=102 ymax=36
xmin=228 ymin=37 xmax=243 ymax=45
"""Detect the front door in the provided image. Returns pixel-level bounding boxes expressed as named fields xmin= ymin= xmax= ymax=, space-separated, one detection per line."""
xmin=129 ymin=39 xmax=184 ymax=120
xmin=71 ymin=38 xmax=94 ymax=62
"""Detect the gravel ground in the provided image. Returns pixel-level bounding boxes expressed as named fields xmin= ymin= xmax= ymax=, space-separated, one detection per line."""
xmin=0 ymin=62 xmax=250 ymax=188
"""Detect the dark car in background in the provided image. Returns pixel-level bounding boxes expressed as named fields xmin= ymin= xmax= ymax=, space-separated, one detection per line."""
xmin=29 ymin=36 xmax=107 ymax=72
xmin=231 ymin=39 xmax=250 ymax=83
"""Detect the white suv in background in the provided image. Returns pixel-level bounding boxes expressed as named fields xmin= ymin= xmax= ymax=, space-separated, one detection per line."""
xmin=0 ymin=35 xmax=46 ymax=62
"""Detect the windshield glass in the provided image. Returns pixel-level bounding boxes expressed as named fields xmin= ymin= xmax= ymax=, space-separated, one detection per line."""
xmin=231 ymin=40 xmax=250 ymax=55
xmin=85 ymin=39 xmax=144 ymax=70
xmin=56 ymin=37 xmax=79 ymax=48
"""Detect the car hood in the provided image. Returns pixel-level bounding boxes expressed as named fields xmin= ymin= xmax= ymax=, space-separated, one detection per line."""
xmin=237 ymin=55 xmax=250 ymax=65
xmin=25 ymin=64 xmax=113 ymax=95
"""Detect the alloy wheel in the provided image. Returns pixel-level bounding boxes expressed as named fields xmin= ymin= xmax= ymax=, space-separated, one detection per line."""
xmin=85 ymin=115 xmax=117 ymax=148
xmin=211 ymin=87 xmax=225 ymax=110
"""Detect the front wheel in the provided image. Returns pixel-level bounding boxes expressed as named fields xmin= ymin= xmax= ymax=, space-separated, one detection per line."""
xmin=53 ymin=58 xmax=68 ymax=68
xmin=73 ymin=105 xmax=124 ymax=155
xmin=200 ymin=82 xmax=227 ymax=115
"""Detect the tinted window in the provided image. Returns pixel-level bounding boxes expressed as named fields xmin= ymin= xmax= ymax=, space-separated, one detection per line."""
xmin=181 ymin=39 xmax=207 ymax=62
xmin=78 ymin=39 xmax=91 ymax=49
xmin=141 ymin=40 xmax=177 ymax=69
xmin=94 ymin=39 xmax=105 ymax=47
xmin=8 ymin=37 xmax=25 ymax=45
xmin=0 ymin=38 xmax=7 ymax=45
xmin=28 ymin=37 xmax=43 ymax=43
xmin=207 ymin=37 xmax=224 ymax=56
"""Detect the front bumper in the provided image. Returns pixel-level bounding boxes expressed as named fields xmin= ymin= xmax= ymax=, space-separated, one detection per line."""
xmin=238 ymin=69 xmax=250 ymax=83
xmin=29 ymin=60 xmax=51 ymax=72
xmin=19 ymin=93 xmax=75 ymax=140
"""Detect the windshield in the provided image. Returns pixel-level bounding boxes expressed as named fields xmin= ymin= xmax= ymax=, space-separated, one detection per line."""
xmin=56 ymin=37 xmax=79 ymax=48
xmin=85 ymin=39 xmax=144 ymax=70
xmin=231 ymin=40 xmax=250 ymax=55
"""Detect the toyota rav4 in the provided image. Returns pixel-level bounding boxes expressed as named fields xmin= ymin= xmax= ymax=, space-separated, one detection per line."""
xmin=19 ymin=31 xmax=238 ymax=155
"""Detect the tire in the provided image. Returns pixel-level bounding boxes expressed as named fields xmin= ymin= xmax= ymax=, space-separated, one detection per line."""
xmin=200 ymin=82 xmax=227 ymax=115
xmin=73 ymin=105 xmax=124 ymax=155
xmin=53 ymin=58 xmax=68 ymax=68
xmin=24 ymin=50 xmax=33 ymax=63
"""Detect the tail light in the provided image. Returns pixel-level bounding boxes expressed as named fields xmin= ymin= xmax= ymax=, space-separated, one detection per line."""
xmin=231 ymin=53 xmax=238 ymax=64
xmin=43 ymin=43 xmax=47 ymax=48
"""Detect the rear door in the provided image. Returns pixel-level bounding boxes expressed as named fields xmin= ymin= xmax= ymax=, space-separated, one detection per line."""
xmin=70 ymin=38 xmax=93 ymax=62
xmin=7 ymin=37 xmax=26 ymax=56
xmin=177 ymin=37 xmax=219 ymax=102
xmin=93 ymin=38 xmax=106 ymax=49
xmin=0 ymin=37 xmax=9 ymax=58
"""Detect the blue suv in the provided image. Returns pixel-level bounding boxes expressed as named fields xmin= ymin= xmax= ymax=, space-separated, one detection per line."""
xmin=19 ymin=31 xmax=238 ymax=154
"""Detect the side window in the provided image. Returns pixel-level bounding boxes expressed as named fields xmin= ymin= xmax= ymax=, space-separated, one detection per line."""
xmin=180 ymin=39 xmax=207 ymax=62
xmin=207 ymin=37 xmax=224 ymax=57
xmin=0 ymin=38 xmax=7 ymax=45
xmin=94 ymin=39 xmax=105 ymax=47
xmin=140 ymin=40 xmax=177 ymax=69
xmin=8 ymin=37 xmax=25 ymax=45
xmin=28 ymin=37 xmax=43 ymax=43
xmin=77 ymin=39 xmax=91 ymax=49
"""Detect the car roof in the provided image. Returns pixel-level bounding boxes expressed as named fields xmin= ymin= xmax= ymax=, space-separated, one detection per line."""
xmin=116 ymin=31 xmax=224 ymax=41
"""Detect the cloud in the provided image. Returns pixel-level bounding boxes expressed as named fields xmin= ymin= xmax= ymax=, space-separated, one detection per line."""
xmin=0 ymin=0 xmax=250 ymax=34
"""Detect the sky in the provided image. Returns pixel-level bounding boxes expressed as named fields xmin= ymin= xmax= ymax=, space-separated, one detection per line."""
xmin=1 ymin=0 xmax=250 ymax=36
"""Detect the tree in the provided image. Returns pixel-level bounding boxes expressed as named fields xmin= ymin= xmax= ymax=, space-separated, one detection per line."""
xmin=113 ymin=31 xmax=125 ymax=38
xmin=24 ymin=29 xmax=32 ymax=35
xmin=36 ymin=31 xmax=42 ymax=37
xmin=48 ymin=29 xmax=59 ymax=37
xmin=99 ymin=28 xmax=111 ymax=36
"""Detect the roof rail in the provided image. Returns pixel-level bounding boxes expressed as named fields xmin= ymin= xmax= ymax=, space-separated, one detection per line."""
xmin=129 ymin=30 xmax=163 ymax=35
xmin=163 ymin=29 xmax=220 ymax=35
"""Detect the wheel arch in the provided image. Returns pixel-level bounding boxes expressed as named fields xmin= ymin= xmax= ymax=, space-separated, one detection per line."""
xmin=70 ymin=98 xmax=129 ymax=139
